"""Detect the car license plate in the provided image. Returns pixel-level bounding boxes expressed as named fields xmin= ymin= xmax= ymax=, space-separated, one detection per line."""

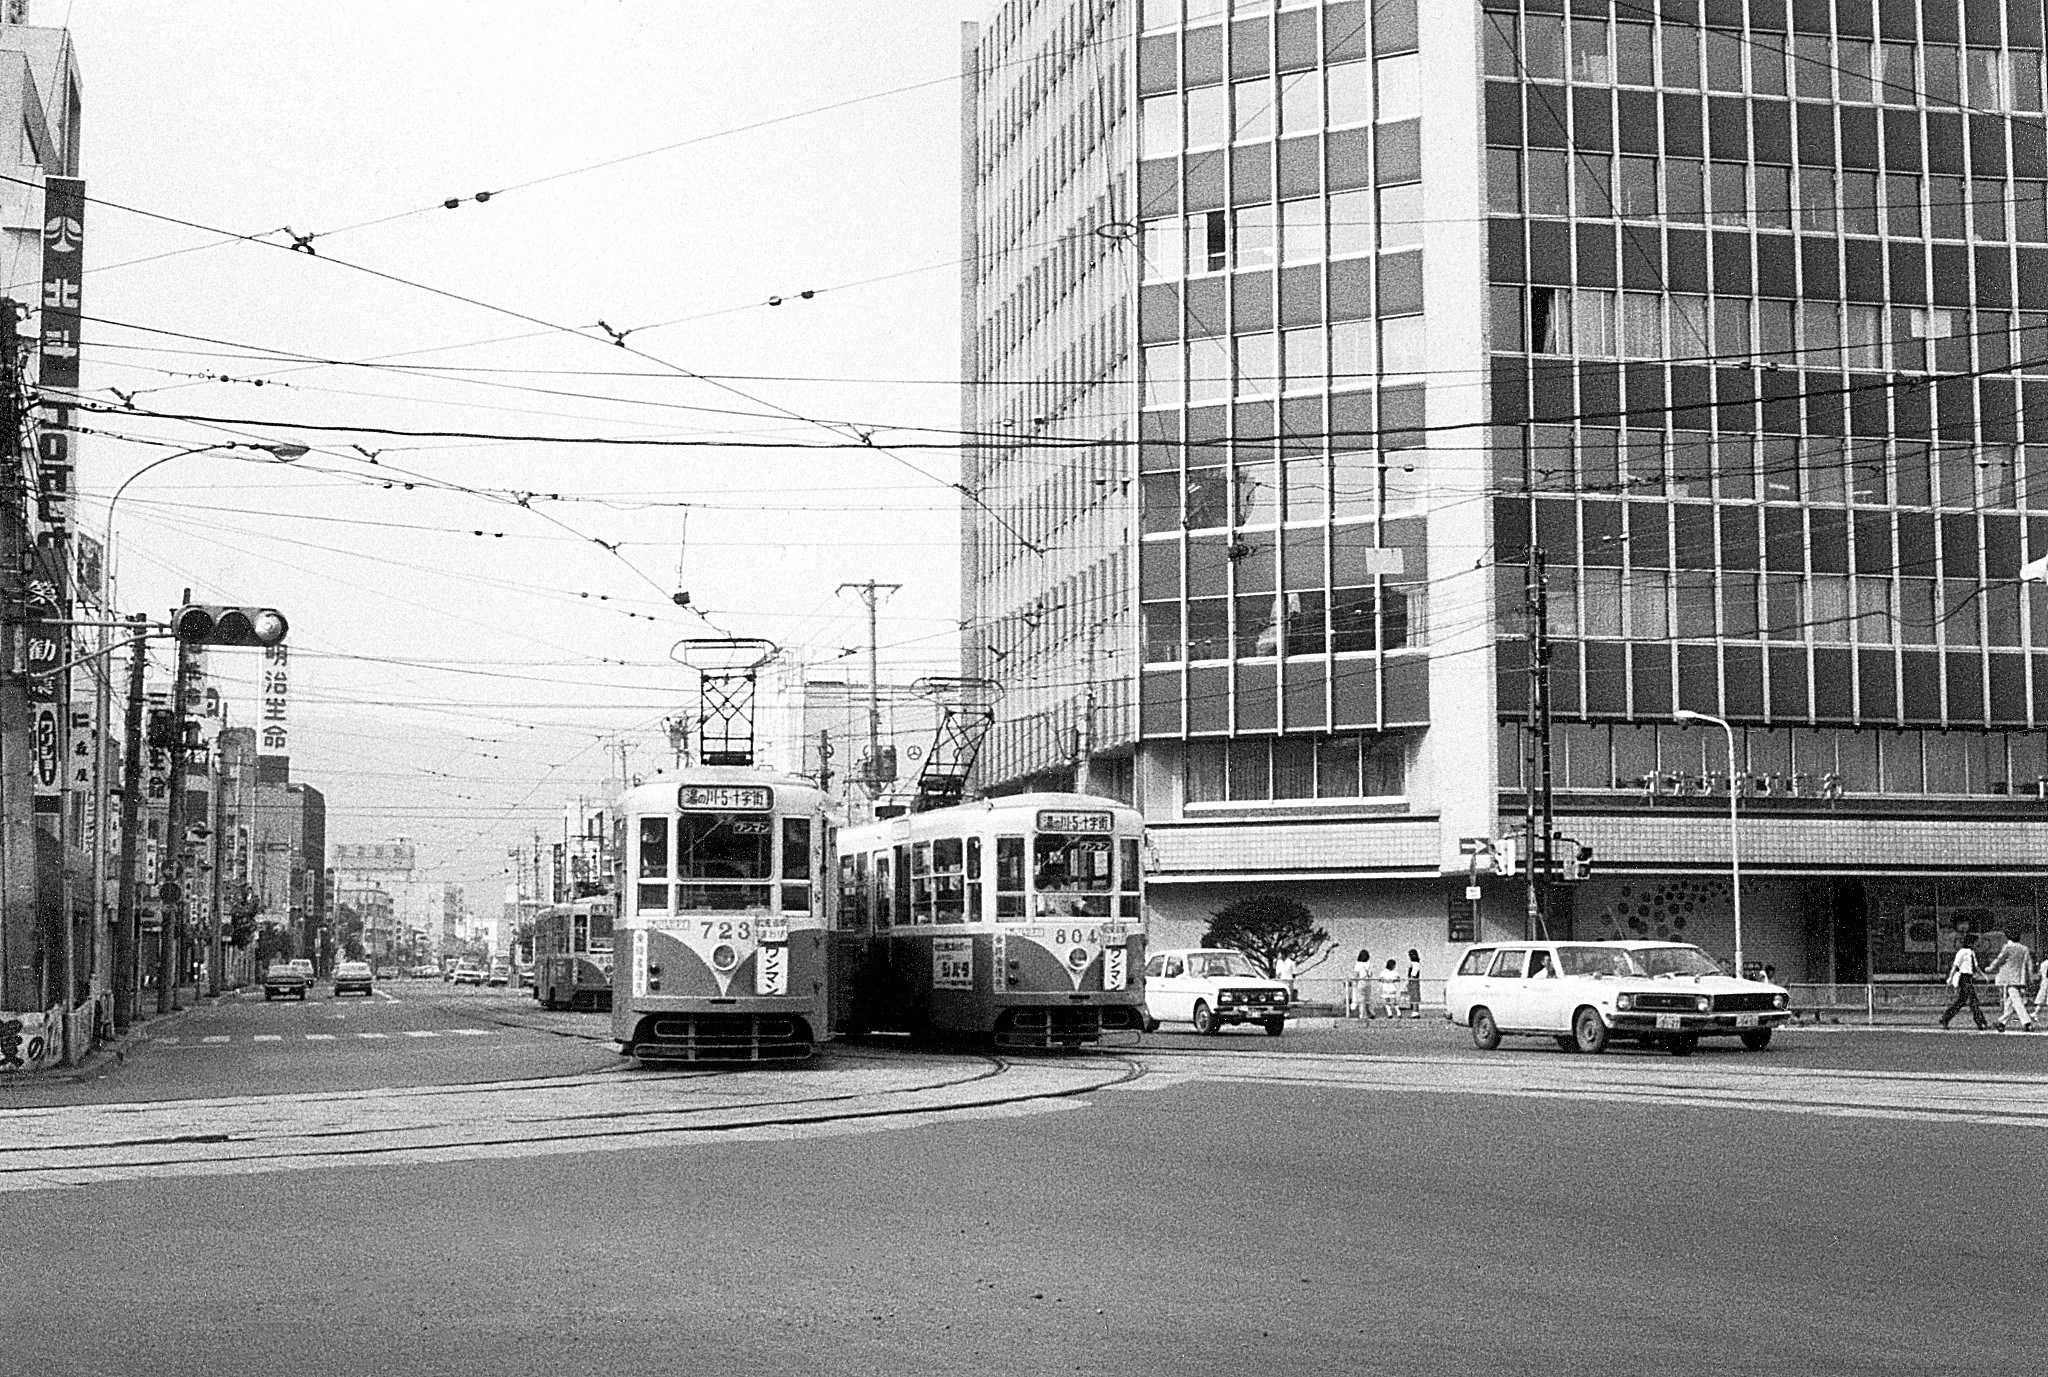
xmin=1655 ymin=1014 xmax=1683 ymax=1030
xmin=1735 ymin=1013 xmax=1760 ymax=1029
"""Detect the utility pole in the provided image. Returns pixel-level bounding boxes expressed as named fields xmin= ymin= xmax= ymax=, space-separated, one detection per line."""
xmin=837 ymin=581 xmax=900 ymax=788
xmin=1520 ymin=425 xmax=1554 ymax=942
xmin=205 ymin=708 xmax=229 ymax=997
xmin=157 ymin=601 xmax=194 ymax=1012
xmin=816 ymin=728 xmax=833 ymax=794
xmin=112 ymin=613 xmax=145 ymax=1031
xmin=1074 ymin=621 xmax=1101 ymax=796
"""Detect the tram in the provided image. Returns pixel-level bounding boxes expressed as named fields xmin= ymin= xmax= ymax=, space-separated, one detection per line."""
xmin=835 ymin=792 xmax=1147 ymax=1049
xmin=612 ymin=767 xmax=838 ymax=1063
xmin=533 ymin=897 xmax=615 ymax=1011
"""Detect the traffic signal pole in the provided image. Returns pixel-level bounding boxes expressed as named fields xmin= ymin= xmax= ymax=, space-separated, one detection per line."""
xmin=1521 ymin=424 xmax=1554 ymax=942
xmin=157 ymin=606 xmax=193 ymax=1013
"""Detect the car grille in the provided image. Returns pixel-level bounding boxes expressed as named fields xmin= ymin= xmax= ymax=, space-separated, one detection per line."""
xmin=1630 ymin=992 xmax=1699 ymax=1013
xmin=1714 ymin=992 xmax=1779 ymax=1013
xmin=1223 ymin=986 xmax=1284 ymax=1007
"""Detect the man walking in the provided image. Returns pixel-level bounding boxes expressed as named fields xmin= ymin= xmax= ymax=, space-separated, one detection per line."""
xmin=1983 ymin=931 xmax=2036 ymax=1033
xmin=1939 ymin=935 xmax=1989 ymax=1031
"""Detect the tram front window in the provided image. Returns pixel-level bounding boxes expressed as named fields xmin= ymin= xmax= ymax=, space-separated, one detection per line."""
xmin=781 ymin=817 xmax=812 ymax=913
xmin=671 ymin=811 xmax=773 ymax=911
xmin=1032 ymin=835 xmax=1114 ymax=917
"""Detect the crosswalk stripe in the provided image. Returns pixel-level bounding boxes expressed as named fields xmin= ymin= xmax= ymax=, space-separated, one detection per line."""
xmin=447 ymin=1029 xmax=492 ymax=1036
xmin=356 ymin=1032 xmax=389 ymax=1040
xmin=153 ymin=1036 xmax=180 ymax=1044
xmin=202 ymin=1036 xmax=230 ymax=1044
xmin=252 ymin=1035 xmax=282 ymax=1043
xmin=401 ymin=1030 xmax=439 ymax=1038
xmin=303 ymin=1034 xmax=336 ymax=1042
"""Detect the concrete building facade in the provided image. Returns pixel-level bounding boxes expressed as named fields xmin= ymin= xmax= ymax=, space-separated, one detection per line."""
xmin=961 ymin=0 xmax=2048 ymax=988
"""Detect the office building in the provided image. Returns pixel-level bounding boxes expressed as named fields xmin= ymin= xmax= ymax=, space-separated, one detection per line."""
xmin=961 ymin=0 xmax=2048 ymax=983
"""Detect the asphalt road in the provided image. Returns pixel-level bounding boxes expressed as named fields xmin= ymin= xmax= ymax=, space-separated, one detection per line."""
xmin=3 ymin=996 xmax=2043 ymax=1376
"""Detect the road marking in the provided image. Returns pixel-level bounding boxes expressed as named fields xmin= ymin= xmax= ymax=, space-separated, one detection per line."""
xmin=303 ymin=1034 xmax=336 ymax=1042
xmin=375 ymin=991 xmax=400 ymax=1003
xmin=357 ymin=1033 xmax=390 ymax=1040
xmin=152 ymin=1036 xmax=179 ymax=1044
xmin=201 ymin=1036 xmax=229 ymax=1045
xmin=401 ymin=1031 xmax=439 ymax=1039
xmin=251 ymin=1035 xmax=282 ymax=1043
xmin=447 ymin=1029 xmax=491 ymax=1036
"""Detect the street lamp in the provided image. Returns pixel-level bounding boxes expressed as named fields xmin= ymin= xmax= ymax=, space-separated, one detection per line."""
xmin=1674 ymin=708 xmax=1743 ymax=979
xmin=103 ymin=441 xmax=310 ymax=595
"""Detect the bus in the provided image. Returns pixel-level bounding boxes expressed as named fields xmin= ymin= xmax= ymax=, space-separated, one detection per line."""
xmin=533 ymin=897 xmax=615 ymax=1011
xmin=835 ymin=792 xmax=1146 ymax=1049
xmin=612 ymin=768 xmax=839 ymax=1063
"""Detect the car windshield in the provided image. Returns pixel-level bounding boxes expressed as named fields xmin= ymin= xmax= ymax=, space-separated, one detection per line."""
xmin=1189 ymin=951 xmax=1262 ymax=979
xmin=266 ymin=965 xmax=299 ymax=977
xmin=1629 ymin=945 xmax=1726 ymax=979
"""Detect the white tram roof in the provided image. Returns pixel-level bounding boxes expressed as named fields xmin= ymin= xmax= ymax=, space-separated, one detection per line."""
xmin=615 ymin=766 xmax=831 ymax=813
xmin=843 ymin=791 xmax=1138 ymax=841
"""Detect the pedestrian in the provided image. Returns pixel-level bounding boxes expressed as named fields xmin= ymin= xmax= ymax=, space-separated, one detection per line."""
xmin=2037 ymin=953 xmax=2048 ymax=1027
xmin=1376 ymin=959 xmax=1402 ymax=1019
xmin=1275 ymin=954 xmax=1298 ymax=1002
xmin=1983 ymin=931 xmax=2036 ymax=1033
xmin=1405 ymin=947 xmax=1423 ymax=1019
xmin=1938 ymin=935 xmax=1989 ymax=1031
xmin=1352 ymin=947 xmax=1373 ymax=1019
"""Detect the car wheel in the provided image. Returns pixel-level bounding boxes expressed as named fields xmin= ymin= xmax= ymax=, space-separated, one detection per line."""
xmin=1666 ymin=1034 xmax=1698 ymax=1057
xmin=1263 ymin=1018 xmax=1285 ymax=1037
xmin=1571 ymin=1007 xmax=1609 ymax=1054
xmin=263 ymin=992 xmax=273 ymax=1002
xmin=1141 ymin=1013 xmax=1158 ymax=1033
xmin=1739 ymin=1029 xmax=1773 ymax=1052
xmin=1469 ymin=1006 xmax=1502 ymax=1051
xmin=1191 ymin=1001 xmax=1216 ymax=1035
xmin=1553 ymin=1034 xmax=1578 ymax=1053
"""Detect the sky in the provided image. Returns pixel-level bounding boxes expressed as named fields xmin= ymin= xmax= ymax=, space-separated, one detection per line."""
xmin=41 ymin=2 xmax=987 ymax=903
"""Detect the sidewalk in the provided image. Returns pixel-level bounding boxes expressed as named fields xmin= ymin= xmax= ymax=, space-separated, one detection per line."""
xmin=47 ymin=984 xmax=203 ymax=1081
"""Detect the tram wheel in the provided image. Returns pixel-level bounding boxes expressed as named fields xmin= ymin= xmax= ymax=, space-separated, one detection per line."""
xmin=1191 ymin=1001 xmax=1216 ymax=1035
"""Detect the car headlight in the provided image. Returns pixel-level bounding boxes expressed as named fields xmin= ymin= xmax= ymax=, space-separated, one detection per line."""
xmin=1615 ymin=993 xmax=1633 ymax=1011
xmin=1772 ymin=993 xmax=1788 ymax=1009
xmin=1219 ymin=991 xmax=1235 ymax=1004
xmin=1695 ymin=995 xmax=1712 ymax=1013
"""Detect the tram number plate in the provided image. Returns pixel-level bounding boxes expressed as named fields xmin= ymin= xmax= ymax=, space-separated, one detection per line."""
xmin=1654 ymin=1014 xmax=1683 ymax=1030
xmin=932 ymin=938 xmax=973 ymax=990
xmin=1735 ymin=1013 xmax=1759 ymax=1029
xmin=755 ymin=942 xmax=788 ymax=996
xmin=1103 ymin=946 xmax=1127 ymax=991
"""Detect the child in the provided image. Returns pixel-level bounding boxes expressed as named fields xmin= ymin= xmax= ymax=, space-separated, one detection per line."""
xmin=2037 ymin=957 xmax=2048 ymax=1027
xmin=1376 ymin=958 xmax=1403 ymax=1019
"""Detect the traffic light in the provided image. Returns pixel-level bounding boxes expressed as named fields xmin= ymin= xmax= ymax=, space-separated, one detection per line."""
xmin=1569 ymin=844 xmax=1595 ymax=881
xmin=170 ymin=604 xmax=288 ymax=647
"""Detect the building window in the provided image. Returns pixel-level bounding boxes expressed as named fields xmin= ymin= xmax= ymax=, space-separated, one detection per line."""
xmin=1328 ymin=61 xmax=1372 ymax=126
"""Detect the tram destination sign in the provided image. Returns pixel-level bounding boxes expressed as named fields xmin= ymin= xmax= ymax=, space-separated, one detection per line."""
xmin=1037 ymin=809 xmax=1113 ymax=834
xmin=677 ymin=784 xmax=773 ymax=812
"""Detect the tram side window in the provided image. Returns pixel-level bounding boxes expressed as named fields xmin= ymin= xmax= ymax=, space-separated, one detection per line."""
xmin=573 ymin=911 xmax=589 ymax=952
xmin=838 ymin=855 xmax=866 ymax=929
xmin=637 ymin=817 xmax=669 ymax=912
xmin=965 ymin=837 xmax=983 ymax=923
xmin=995 ymin=835 xmax=1026 ymax=918
xmin=894 ymin=845 xmax=912 ymax=926
xmin=911 ymin=841 xmax=934 ymax=923
xmin=589 ymin=906 xmax=614 ymax=948
xmin=1119 ymin=837 xmax=1142 ymax=920
xmin=873 ymin=853 xmax=892 ymax=928
xmin=932 ymin=837 xmax=966 ymax=924
xmin=781 ymin=816 xmax=813 ymax=913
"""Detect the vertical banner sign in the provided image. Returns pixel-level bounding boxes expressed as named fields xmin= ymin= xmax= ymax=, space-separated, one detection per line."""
xmin=37 ymin=177 xmax=83 ymax=534
xmin=24 ymin=584 xmax=60 ymax=811
xmin=258 ymin=643 xmax=289 ymax=775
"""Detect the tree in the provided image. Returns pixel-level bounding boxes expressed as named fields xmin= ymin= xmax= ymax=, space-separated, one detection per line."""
xmin=1201 ymin=894 xmax=1332 ymax=979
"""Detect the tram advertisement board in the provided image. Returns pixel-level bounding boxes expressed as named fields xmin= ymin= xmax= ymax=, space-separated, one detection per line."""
xmin=932 ymin=937 xmax=973 ymax=989
xmin=678 ymin=784 xmax=772 ymax=811
xmin=1037 ymin=809 xmax=1112 ymax=834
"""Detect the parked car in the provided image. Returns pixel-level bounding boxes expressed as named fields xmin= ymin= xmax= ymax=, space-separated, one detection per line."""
xmin=409 ymin=964 xmax=441 ymax=979
xmin=263 ymin=963 xmax=311 ymax=1002
xmin=486 ymin=965 xmax=511 ymax=987
xmin=1142 ymin=947 xmax=1290 ymax=1036
xmin=287 ymin=958 xmax=315 ymax=979
xmin=332 ymin=960 xmax=375 ymax=998
xmin=451 ymin=963 xmax=485 ymax=986
xmin=517 ymin=964 xmax=536 ymax=990
xmin=1444 ymin=940 xmax=1792 ymax=1056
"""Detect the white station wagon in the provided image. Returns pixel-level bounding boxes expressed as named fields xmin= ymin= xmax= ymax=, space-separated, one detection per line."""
xmin=1444 ymin=940 xmax=1791 ymax=1056
xmin=1143 ymin=947 xmax=1291 ymax=1036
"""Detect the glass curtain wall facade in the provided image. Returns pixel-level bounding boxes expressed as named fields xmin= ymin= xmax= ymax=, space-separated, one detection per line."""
xmin=1133 ymin=0 xmax=1439 ymax=807
xmin=1486 ymin=0 xmax=2048 ymax=974
xmin=961 ymin=2 xmax=1139 ymax=794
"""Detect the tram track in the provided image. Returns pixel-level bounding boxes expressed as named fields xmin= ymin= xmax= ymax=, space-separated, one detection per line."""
xmin=0 ymin=1047 xmax=1144 ymax=1191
